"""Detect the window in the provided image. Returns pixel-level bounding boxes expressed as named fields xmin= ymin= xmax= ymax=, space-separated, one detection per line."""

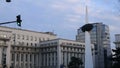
xmin=16 ymin=54 xmax=19 ymax=61
xmin=39 ymin=38 xmax=41 ymax=42
xmin=35 ymin=43 xmax=37 ymax=46
xmin=11 ymin=53 xmax=14 ymax=61
xmin=35 ymin=37 xmax=37 ymax=41
xmin=17 ymin=34 xmax=20 ymax=39
xmin=26 ymin=48 xmax=28 ymax=50
xmin=77 ymin=49 xmax=79 ymax=51
xmin=71 ymin=48 xmax=72 ymax=50
xmin=17 ymin=47 xmax=19 ymax=50
xmin=63 ymin=52 xmax=64 ymax=63
xmin=34 ymin=54 xmax=36 ymax=63
xmin=26 ymin=36 xmax=29 ymax=40
xmin=54 ymin=42 xmax=57 ymax=45
xmin=30 ymin=54 xmax=32 ymax=62
xmin=30 ymin=64 xmax=32 ymax=68
xmin=26 ymin=54 xmax=28 ymax=61
xmin=22 ymin=35 xmax=24 ymax=40
xmin=12 ymin=47 xmax=15 ymax=50
xmin=31 ymin=43 xmax=33 ymax=46
xmin=31 ymin=36 xmax=33 ymax=41
xmin=21 ymin=54 xmax=23 ymax=61
xmin=25 ymin=64 xmax=27 ymax=68
xmin=21 ymin=47 xmax=24 ymax=50
xmin=27 ymin=43 xmax=29 ymax=46
xmin=11 ymin=63 xmax=14 ymax=68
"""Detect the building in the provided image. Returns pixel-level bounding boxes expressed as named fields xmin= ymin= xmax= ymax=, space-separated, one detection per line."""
xmin=0 ymin=26 xmax=56 ymax=68
xmin=40 ymin=38 xmax=85 ymax=68
xmin=76 ymin=23 xmax=111 ymax=68
xmin=0 ymin=26 xmax=85 ymax=68
xmin=114 ymin=34 xmax=120 ymax=48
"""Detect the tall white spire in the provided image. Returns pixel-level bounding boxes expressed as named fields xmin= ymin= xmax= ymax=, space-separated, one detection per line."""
xmin=85 ymin=6 xmax=88 ymax=24
xmin=84 ymin=0 xmax=94 ymax=68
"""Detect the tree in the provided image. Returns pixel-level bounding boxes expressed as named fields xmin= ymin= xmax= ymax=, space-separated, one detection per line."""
xmin=112 ymin=48 xmax=120 ymax=68
xmin=68 ymin=57 xmax=83 ymax=68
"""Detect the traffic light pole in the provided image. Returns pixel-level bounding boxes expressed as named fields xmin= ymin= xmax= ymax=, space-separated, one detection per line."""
xmin=0 ymin=21 xmax=16 ymax=25
xmin=0 ymin=15 xmax=22 ymax=26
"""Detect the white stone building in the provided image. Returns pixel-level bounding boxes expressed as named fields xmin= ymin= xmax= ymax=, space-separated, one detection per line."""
xmin=0 ymin=26 xmax=85 ymax=68
xmin=0 ymin=26 xmax=56 ymax=68
xmin=40 ymin=38 xmax=85 ymax=68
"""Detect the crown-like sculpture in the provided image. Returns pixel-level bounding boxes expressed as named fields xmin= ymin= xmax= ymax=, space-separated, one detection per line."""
xmin=81 ymin=24 xmax=93 ymax=32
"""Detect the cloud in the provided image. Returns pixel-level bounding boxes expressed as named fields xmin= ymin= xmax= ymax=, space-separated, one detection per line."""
xmin=109 ymin=25 xmax=120 ymax=33
xmin=61 ymin=22 xmax=80 ymax=30
xmin=67 ymin=17 xmax=79 ymax=22
xmin=72 ymin=6 xmax=85 ymax=15
xmin=65 ymin=14 xmax=81 ymax=22
xmin=90 ymin=8 xmax=120 ymax=23
xmin=66 ymin=0 xmax=80 ymax=3
xmin=51 ymin=1 xmax=69 ymax=11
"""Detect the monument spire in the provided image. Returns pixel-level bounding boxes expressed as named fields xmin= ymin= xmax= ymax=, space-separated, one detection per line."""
xmin=83 ymin=1 xmax=94 ymax=68
xmin=86 ymin=6 xmax=88 ymax=24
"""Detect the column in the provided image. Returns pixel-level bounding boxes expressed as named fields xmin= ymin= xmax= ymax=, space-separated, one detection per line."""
xmin=61 ymin=52 xmax=63 ymax=65
xmin=64 ymin=52 xmax=67 ymax=66
xmin=19 ymin=53 xmax=21 ymax=68
xmin=28 ymin=53 xmax=30 ymax=68
xmin=0 ymin=47 xmax=3 ymax=67
xmin=14 ymin=53 xmax=17 ymax=68
xmin=85 ymin=31 xmax=93 ymax=68
xmin=47 ymin=53 xmax=48 ymax=67
xmin=43 ymin=54 xmax=45 ymax=67
xmin=57 ymin=44 xmax=61 ymax=68
xmin=39 ymin=52 xmax=41 ymax=68
xmin=6 ymin=42 xmax=11 ymax=68
xmin=53 ymin=52 xmax=56 ymax=67
xmin=23 ymin=53 xmax=26 ymax=68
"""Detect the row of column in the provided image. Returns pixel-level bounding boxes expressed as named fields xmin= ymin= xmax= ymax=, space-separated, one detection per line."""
xmin=41 ymin=52 xmax=57 ymax=67
xmin=11 ymin=52 xmax=39 ymax=68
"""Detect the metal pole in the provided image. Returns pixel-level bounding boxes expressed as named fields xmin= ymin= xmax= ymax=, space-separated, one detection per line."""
xmin=0 ymin=21 xmax=16 ymax=25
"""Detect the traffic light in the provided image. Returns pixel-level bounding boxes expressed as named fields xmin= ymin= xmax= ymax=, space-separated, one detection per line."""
xmin=6 ymin=0 xmax=11 ymax=2
xmin=16 ymin=15 xmax=22 ymax=27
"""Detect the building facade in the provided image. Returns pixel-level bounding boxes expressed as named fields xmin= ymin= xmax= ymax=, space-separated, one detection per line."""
xmin=76 ymin=23 xmax=111 ymax=68
xmin=114 ymin=34 xmax=120 ymax=48
xmin=0 ymin=26 xmax=85 ymax=68
xmin=40 ymin=38 xmax=85 ymax=68
xmin=0 ymin=26 xmax=57 ymax=68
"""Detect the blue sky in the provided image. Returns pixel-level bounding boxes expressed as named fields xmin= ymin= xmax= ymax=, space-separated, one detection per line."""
xmin=0 ymin=0 xmax=120 ymax=48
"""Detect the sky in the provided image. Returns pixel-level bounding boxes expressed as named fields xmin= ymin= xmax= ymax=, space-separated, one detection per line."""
xmin=0 ymin=0 xmax=120 ymax=48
